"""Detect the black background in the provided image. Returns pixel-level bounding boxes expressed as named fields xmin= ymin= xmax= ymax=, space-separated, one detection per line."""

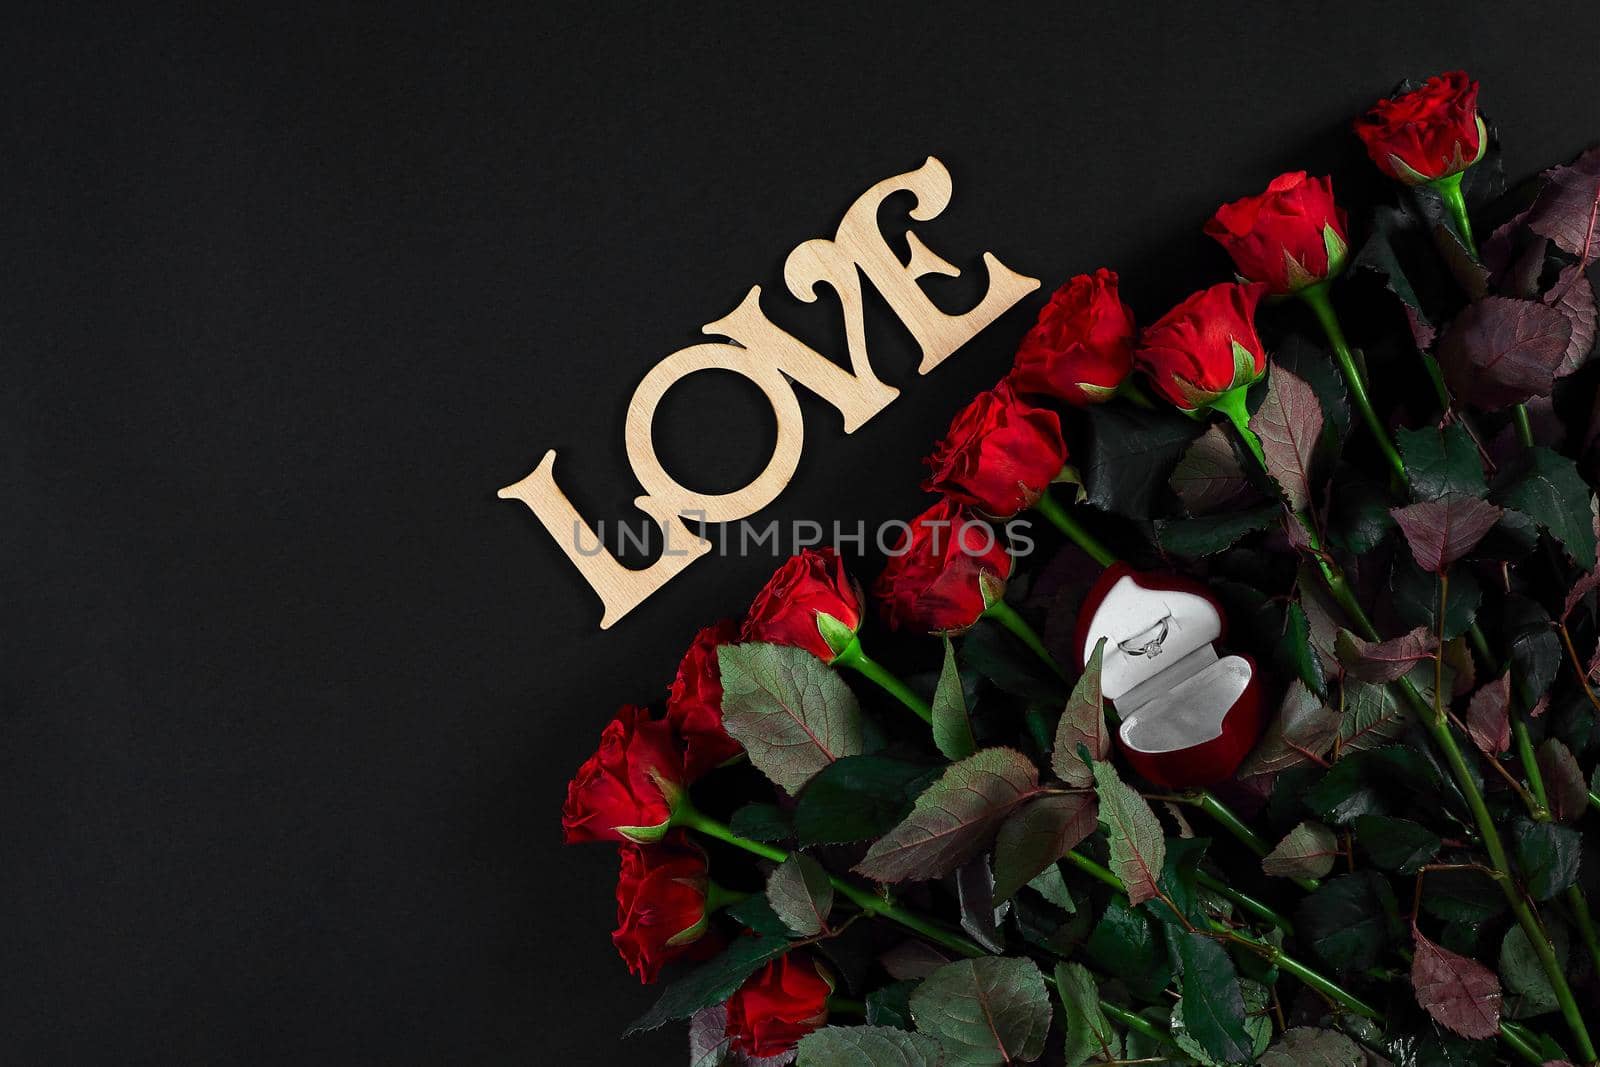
xmin=6 ymin=4 xmax=1600 ymax=1064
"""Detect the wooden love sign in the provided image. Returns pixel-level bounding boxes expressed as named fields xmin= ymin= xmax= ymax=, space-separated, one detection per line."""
xmin=498 ymin=157 xmax=1039 ymax=628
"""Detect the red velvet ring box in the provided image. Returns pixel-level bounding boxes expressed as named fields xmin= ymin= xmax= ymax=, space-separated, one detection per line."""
xmin=1073 ymin=563 xmax=1263 ymax=788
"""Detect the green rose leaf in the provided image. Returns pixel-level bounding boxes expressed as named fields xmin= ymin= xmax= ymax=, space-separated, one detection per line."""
xmin=1082 ymin=404 xmax=1200 ymax=519
xmin=1353 ymin=814 xmax=1441 ymax=874
xmin=1297 ymin=871 xmax=1401 ymax=974
xmin=1174 ymin=930 xmax=1254 ymax=1064
xmin=1499 ymin=922 xmax=1569 ymax=1019
xmin=625 ymin=933 xmax=792 ymax=1034
xmin=1156 ymin=503 xmax=1280 ymax=558
xmin=1250 ymin=365 xmax=1325 ymax=513
xmin=1421 ymin=867 xmax=1508 ymax=924
xmin=910 ymin=957 xmax=1052 ymax=1065
xmin=1390 ymin=560 xmax=1482 ymax=640
xmin=1257 ymin=1026 xmax=1366 ymax=1067
xmin=1026 ymin=862 xmax=1075 ymax=912
xmin=931 ymin=637 xmax=978 ymax=762
xmin=1275 ymin=601 xmax=1327 ymax=696
xmin=729 ymin=802 xmax=795 ymax=842
xmin=766 ymin=853 xmax=834 ymax=937
xmin=1493 ymin=445 xmax=1598 ymax=571
xmin=1052 ymin=637 xmax=1109 ymax=787
xmin=719 ymin=642 xmax=866 ymax=796
xmin=1091 ymin=758 xmax=1166 ymax=907
xmin=993 ymin=794 xmax=1098 ymax=903
xmin=855 ymin=748 xmax=1040 ymax=883
xmin=796 ymin=1025 xmax=946 ymax=1066
xmin=1336 ymin=677 xmax=1405 ymax=754
xmin=1263 ymin=820 xmax=1340 ymax=880
xmin=1512 ymin=817 xmax=1582 ymax=900
xmin=1086 ymin=896 xmax=1171 ymax=1000
xmin=1055 ymin=961 xmax=1121 ymax=1067
xmin=795 ymin=754 xmax=938 ymax=846
xmin=1504 ymin=594 xmax=1561 ymax=709
xmin=1171 ymin=423 xmax=1254 ymax=516
xmin=866 ymin=980 xmax=918 ymax=1029
xmin=1397 ymin=423 xmax=1486 ymax=501
xmin=1239 ymin=680 xmax=1340 ymax=778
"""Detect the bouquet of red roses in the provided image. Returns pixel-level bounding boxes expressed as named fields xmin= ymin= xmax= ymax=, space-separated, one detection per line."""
xmin=561 ymin=71 xmax=1600 ymax=1066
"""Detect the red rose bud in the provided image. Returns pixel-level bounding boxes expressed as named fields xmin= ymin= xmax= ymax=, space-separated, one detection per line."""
xmin=665 ymin=619 xmax=743 ymax=779
xmin=741 ymin=547 xmax=863 ymax=663
xmin=724 ymin=951 xmax=833 ymax=1058
xmin=874 ymin=498 xmax=1013 ymax=635
xmin=561 ymin=704 xmax=686 ymax=844
xmin=1135 ymin=281 xmax=1269 ymax=411
xmin=1354 ymin=71 xmax=1487 ymax=185
xmin=611 ymin=831 xmax=711 ymax=984
xmin=922 ymin=382 xmax=1067 ymax=519
xmin=1008 ymin=269 xmax=1137 ymax=404
xmin=1204 ymin=172 xmax=1350 ymax=294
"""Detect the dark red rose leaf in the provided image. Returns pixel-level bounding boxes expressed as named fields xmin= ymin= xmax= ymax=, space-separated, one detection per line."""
xmin=1434 ymin=223 xmax=1490 ymax=299
xmin=1171 ymin=424 xmax=1253 ymax=516
xmin=1537 ymin=739 xmax=1588 ymax=822
xmin=1463 ymin=673 xmax=1511 ymax=756
xmin=1411 ymin=923 xmax=1502 ymax=1039
xmin=1545 ymin=265 xmax=1598 ymax=377
xmin=1390 ymin=494 xmax=1504 ymax=573
xmin=1561 ymin=567 xmax=1600 ymax=624
xmin=1504 ymin=235 xmax=1549 ymax=300
xmin=1481 ymin=208 xmax=1530 ymax=276
xmin=1335 ymin=626 xmax=1439 ymax=683
xmin=1251 ymin=366 xmax=1324 ymax=513
xmin=1526 ymin=145 xmax=1600 ymax=259
xmin=1405 ymin=305 xmax=1437 ymax=350
xmin=1436 ymin=296 xmax=1572 ymax=410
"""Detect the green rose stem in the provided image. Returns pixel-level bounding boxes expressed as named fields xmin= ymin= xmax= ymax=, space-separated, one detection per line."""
xmin=831 ymin=633 xmax=933 ymax=724
xmin=981 ymin=598 xmax=1065 ymax=679
xmin=671 ymin=799 xmax=1172 ymax=1047
xmin=1297 ymin=282 xmax=1409 ymax=487
xmin=1032 ymin=489 xmax=1116 ymax=567
xmin=1431 ymin=171 xmax=1479 ymax=258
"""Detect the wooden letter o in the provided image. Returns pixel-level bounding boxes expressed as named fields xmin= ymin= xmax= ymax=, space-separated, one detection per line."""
xmin=624 ymin=341 xmax=804 ymax=524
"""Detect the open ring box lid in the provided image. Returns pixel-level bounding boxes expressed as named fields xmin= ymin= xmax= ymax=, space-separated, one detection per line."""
xmin=1073 ymin=563 xmax=1263 ymax=786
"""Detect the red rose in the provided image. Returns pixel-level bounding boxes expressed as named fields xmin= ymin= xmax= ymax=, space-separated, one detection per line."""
xmin=561 ymin=704 xmax=686 ymax=844
xmin=1008 ymin=269 xmax=1137 ymax=404
xmin=1135 ymin=282 xmax=1268 ymax=410
xmin=665 ymin=619 xmax=743 ymax=779
xmin=1354 ymin=71 xmax=1487 ymax=185
xmin=612 ymin=831 xmax=711 ymax=983
xmin=742 ymin=547 xmax=863 ymax=663
xmin=922 ymin=383 xmax=1067 ymax=519
xmin=724 ymin=952 xmax=833 ymax=1058
xmin=874 ymin=498 xmax=1013 ymax=635
xmin=1204 ymin=172 xmax=1349 ymax=294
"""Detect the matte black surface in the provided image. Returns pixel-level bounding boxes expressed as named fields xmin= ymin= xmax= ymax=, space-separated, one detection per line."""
xmin=5 ymin=5 xmax=1599 ymax=1063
